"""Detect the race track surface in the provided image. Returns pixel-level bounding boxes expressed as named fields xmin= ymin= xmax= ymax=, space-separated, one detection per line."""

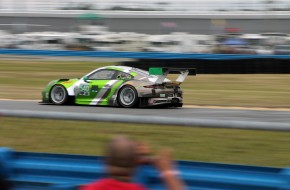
xmin=1 ymin=100 xmax=290 ymax=124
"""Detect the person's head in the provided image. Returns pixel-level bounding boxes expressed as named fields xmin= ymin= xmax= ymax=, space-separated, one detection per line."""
xmin=105 ymin=136 xmax=138 ymax=179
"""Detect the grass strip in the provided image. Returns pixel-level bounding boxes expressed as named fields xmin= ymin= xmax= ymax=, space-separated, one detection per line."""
xmin=1 ymin=117 xmax=290 ymax=167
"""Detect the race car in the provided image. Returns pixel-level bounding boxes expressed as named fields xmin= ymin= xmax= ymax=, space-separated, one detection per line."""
xmin=42 ymin=66 xmax=196 ymax=108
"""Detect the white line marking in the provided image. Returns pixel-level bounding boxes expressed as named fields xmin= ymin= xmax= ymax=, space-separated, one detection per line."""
xmin=0 ymin=99 xmax=39 ymax=102
xmin=183 ymin=105 xmax=290 ymax=111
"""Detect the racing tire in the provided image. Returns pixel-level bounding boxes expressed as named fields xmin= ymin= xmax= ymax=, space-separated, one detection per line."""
xmin=50 ymin=85 xmax=69 ymax=105
xmin=118 ymin=86 xmax=139 ymax=108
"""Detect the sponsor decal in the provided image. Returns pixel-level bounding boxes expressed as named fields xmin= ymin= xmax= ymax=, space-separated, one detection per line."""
xmin=79 ymin=84 xmax=90 ymax=96
xmin=160 ymin=94 xmax=166 ymax=98
xmin=91 ymin=85 xmax=99 ymax=93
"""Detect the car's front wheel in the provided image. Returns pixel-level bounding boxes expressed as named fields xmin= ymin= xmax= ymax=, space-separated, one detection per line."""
xmin=118 ymin=86 xmax=138 ymax=108
xmin=50 ymin=85 xmax=68 ymax=105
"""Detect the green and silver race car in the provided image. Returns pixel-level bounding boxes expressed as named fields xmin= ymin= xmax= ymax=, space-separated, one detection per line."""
xmin=42 ymin=66 xmax=196 ymax=108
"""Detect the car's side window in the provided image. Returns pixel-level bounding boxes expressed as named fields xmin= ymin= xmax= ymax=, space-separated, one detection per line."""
xmin=116 ymin=71 xmax=132 ymax=80
xmin=88 ymin=69 xmax=117 ymax=80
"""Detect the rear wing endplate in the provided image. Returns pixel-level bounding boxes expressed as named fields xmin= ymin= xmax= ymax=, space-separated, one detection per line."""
xmin=149 ymin=67 xmax=196 ymax=84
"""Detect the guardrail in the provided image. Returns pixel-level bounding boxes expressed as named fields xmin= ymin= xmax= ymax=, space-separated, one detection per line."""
xmin=1 ymin=49 xmax=290 ymax=60
xmin=1 ymin=148 xmax=290 ymax=190
xmin=1 ymin=109 xmax=290 ymax=131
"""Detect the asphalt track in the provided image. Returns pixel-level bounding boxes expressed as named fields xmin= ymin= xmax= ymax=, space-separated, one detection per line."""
xmin=1 ymin=100 xmax=290 ymax=124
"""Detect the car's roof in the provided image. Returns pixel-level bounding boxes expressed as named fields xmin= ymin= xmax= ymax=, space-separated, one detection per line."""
xmin=105 ymin=66 xmax=134 ymax=71
xmin=85 ymin=65 xmax=170 ymax=83
xmin=97 ymin=65 xmax=133 ymax=72
xmin=101 ymin=66 xmax=150 ymax=75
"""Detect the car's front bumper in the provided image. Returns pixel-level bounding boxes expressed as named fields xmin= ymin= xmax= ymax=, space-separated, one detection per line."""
xmin=41 ymin=90 xmax=51 ymax=103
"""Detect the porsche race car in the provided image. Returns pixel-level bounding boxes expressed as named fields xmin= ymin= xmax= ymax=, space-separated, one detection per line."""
xmin=42 ymin=66 xmax=196 ymax=108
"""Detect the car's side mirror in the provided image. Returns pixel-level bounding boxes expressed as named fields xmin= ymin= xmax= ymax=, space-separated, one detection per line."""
xmin=83 ymin=76 xmax=90 ymax=83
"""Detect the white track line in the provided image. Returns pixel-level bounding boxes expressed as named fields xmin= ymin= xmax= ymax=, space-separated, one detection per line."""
xmin=183 ymin=105 xmax=290 ymax=111
xmin=0 ymin=98 xmax=39 ymax=102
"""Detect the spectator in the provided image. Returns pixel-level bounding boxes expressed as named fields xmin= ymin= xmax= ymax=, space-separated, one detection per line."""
xmin=80 ymin=136 xmax=185 ymax=190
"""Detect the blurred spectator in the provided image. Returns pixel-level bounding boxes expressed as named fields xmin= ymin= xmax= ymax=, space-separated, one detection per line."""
xmin=80 ymin=136 xmax=185 ymax=190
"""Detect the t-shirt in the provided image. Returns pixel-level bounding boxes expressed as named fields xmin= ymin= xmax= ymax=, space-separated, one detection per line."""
xmin=80 ymin=178 xmax=147 ymax=190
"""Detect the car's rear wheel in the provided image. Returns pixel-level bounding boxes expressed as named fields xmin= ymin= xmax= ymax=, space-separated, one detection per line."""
xmin=118 ymin=86 xmax=138 ymax=108
xmin=50 ymin=85 xmax=68 ymax=105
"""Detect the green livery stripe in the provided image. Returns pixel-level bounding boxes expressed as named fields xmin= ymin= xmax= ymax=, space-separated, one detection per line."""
xmin=95 ymin=80 xmax=118 ymax=105
xmin=106 ymin=67 xmax=124 ymax=71
xmin=100 ymin=80 xmax=124 ymax=106
xmin=130 ymin=72 xmax=137 ymax=76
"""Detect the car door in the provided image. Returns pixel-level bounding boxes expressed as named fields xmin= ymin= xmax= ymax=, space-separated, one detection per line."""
xmin=75 ymin=69 xmax=118 ymax=105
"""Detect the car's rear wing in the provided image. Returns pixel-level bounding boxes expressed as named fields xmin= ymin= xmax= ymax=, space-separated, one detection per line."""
xmin=149 ymin=67 xmax=196 ymax=84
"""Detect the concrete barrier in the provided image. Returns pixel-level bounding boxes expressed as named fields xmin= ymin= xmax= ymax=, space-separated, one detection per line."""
xmin=1 ymin=109 xmax=290 ymax=131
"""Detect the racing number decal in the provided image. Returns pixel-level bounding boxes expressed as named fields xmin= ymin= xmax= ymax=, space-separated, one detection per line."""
xmin=79 ymin=84 xmax=90 ymax=96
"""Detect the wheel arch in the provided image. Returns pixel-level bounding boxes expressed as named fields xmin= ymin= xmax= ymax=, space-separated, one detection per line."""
xmin=116 ymin=83 xmax=138 ymax=96
xmin=49 ymin=84 xmax=75 ymax=104
xmin=117 ymin=84 xmax=139 ymax=108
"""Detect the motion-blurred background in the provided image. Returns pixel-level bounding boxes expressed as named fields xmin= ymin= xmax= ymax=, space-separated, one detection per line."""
xmin=0 ymin=0 xmax=290 ymax=54
xmin=1 ymin=0 xmax=290 ymax=177
xmin=1 ymin=4 xmax=290 ymax=190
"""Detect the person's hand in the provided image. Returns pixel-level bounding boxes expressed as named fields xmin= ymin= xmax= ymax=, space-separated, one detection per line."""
xmin=154 ymin=149 xmax=186 ymax=190
xmin=154 ymin=149 xmax=175 ymax=173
